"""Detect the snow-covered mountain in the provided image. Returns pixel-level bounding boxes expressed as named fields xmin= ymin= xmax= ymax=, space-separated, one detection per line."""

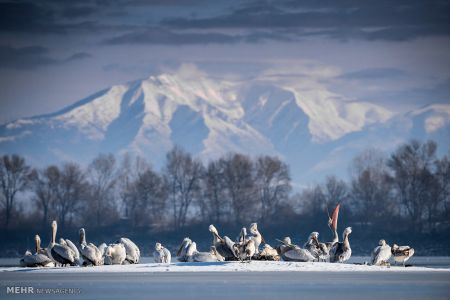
xmin=1 ymin=70 xmax=449 ymax=186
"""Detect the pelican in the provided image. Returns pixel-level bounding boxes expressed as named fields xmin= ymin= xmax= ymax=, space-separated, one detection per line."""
xmin=153 ymin=243 xmax=171 ymax=264
xmin=371 ymin=239 xmax=391 ymax=266
xmin=79 ymin=228 xmax=103 ymax=266
xmin=59 ymin=238 xmax=81 ymax=266
xmin=104 ymin=243 xmax=126 ymax=265
xmin=330 ymin=227 xmax=352 ymax=263
xmin=249 ymin=223 xmax=264 ymax=254
xmin=277 ymin=237 xmax=315 ymax=262
xmin=188 ymin=242 xmax=225 ymax=262
xmin=117 ymin=237 xmax=140 ymax=264
xmin=20 ymin=235 xmax=54 ymax=267
xmin=391 ymin=244 xmax=415 ymax=266
xmin=258 ymin=244 xmax=280 ymax=261
xmin=276 ymin=237 xmax=295 ymax=256
xmin=47 ymin=220 xmax=77 ymax=266
xmin=235 ymin=239 xmax=256 ymax=261
xmin=176 ymin=237 xmax=192 ymax=262
xmin=208 ymin=224 xmax=238 ymax=260
xmin=304 ymin=232 xmax=322 ymax=261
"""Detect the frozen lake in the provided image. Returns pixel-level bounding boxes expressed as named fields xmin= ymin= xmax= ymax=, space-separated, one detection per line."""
xmin=1 ymin=257 xmax=449 ymax=300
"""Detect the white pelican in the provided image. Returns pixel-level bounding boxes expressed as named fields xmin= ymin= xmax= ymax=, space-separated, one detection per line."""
xmin=258 ymin=244 xmax=280 ymax=261
xmin=208 ymin=225 xmax=238 ymax=260
xmin=237 ymin=227 xmax=249 ymax=244
xmin=47 ymin=221 xmax=76 ymax=266
xmin=277 ymin=237 xmax=315 ymax=262
xmin=79 ymin=228 xmax=103 ymax=266
xmin=249 ymin=223 xmax=264 ymax=254
xmin=117 ymin=237 xmax=140 ymax=264
xmin=104 ymin=243 xmax=126 ymax=265
xmin=304 ymin=232 xmax=322 ymax=261
xmin=371 ymin=239 xmax=391 ymax=266
xmin=176 ymin=237 xmax=192 ymax=262
xmin=153 ymin=243 xmax=171 ymax=263
xmin=330 ymin=227 xmax=352 ymax=263
xmin=59 ymin=238 xmax=81 ymax=266
xmin=391 ymin=244 xmax=415 ymax=266
xmin=20 ymin=235 xmax=54 ymax=267
xmin=188 ymin=242 xmax=225 ymax=262
xmin=236 ymin=239 xmax=256 ymax=261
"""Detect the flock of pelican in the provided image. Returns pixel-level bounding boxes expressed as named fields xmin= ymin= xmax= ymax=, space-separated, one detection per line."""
xmin=20 ymin=220 xmax=140 ymax=267
xmin=20 ymin=205 xmax=415 ymax=268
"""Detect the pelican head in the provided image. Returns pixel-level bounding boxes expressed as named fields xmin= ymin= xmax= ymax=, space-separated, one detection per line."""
xmin=249 ymin=223 xmax=258 ymax=234
xmin=283 ymin=237 xmax=292 ymax=245
xmin=59 ymin=238 xmax=65 ymax=245
xmin=209 ymin=224 xmax=218 ymax=234
xmin=343 ymin=227 xmax=352 ymax=238
xmin=35 ymin=234 xmax=40 ymax=243
xmin=155 ymin=242 xmax=162 ymax=251
xmin=379 ymin=239 xmax=386 ymax=246
xmin=392 ymin=243 xmax=399 ymax=250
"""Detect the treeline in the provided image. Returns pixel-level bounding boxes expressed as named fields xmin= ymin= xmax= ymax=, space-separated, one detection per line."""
xmin=0 ymin=140 xmax=449 ymax=238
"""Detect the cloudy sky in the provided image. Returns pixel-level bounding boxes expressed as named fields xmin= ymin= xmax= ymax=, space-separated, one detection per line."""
xmin=0 ymin=0 xmax=449 ymax=124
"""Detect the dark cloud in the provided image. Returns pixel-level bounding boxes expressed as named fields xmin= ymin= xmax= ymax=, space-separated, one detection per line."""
xmin=0 ymin=45 xmax=91 ymax=70
xmin=104 ymin=27 xmax=289 ymax=45
xmin=340 ymin=68 xmax=406 ymax=80
xmin=162 ymin=0 xmax=450 ymax=41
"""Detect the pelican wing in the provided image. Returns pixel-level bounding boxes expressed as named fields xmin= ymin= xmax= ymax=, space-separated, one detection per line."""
xmin=192 ymin=252 xmax=217 ymax=262
xmin=52 ymin=244 xmax=74 ymax=262
xmin=80 ymin=244 xmax=101 ymax=265
xmin=119 ymin=237 xmax=140 ymax=263
xmin=282 ymin=247 xmax=315 ymax=262
xmin=64 ymin=239 xmax=80 ymax=259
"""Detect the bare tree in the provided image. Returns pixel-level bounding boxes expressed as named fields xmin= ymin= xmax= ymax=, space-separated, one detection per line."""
xmin=87 ymin=153 xmax=117 ymax=227
xmin=32 ymin=165 xmax=60 ymax=228
xmin=255 ymin=156 xmax=291 ymax=221
xmin=128 ymin=168 xmax=167 ymax=228
xmin=0 ymin=155 xmax=33 ymax=228
xmin=164 ymin=146 xmax=203 ymax=229
xmin=350 ymin=149 xmax=394 ymax=223
xmin=200 ymin=160 xmax=228 ymax=223
xmin=388 ymin=140 xmax=437 ymax=232
xmin=54 ymin=163 xmax=86 ymax=229
xmin=221 ymin=153 xmax=257 ymax=223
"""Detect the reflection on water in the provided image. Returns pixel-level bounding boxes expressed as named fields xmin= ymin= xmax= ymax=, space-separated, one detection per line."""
xmin=1 ymin=256 xmax=450 ymax=268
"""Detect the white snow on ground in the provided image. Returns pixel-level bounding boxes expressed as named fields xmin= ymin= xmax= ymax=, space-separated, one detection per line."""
xmin=2 ymin=261 xmax=449 ymax=273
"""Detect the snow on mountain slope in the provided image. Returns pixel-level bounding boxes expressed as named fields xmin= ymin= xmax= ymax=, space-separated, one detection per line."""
xmin=0 ymin=68 xmax=448 ymax=184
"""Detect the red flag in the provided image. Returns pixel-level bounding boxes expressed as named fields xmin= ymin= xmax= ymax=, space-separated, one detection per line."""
xmin=330 ymin=203 xmax=340 ymax=231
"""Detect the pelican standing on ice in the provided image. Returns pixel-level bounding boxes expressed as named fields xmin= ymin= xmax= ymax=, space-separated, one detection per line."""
xmin=47 ymin=220 xmax=77 ymax=266
xmin=117 ymin=237 xmax=140 ymax=264
xmin=371 ymin=239 xmax=391 ymax=266
xmin=304 ymin=232 xmax=322 ymax=261
xmin=209 ymin=225 xmax=238 ymax=260
xmin=20 ymin=235 xmax=55 ymax=267
xmin=391 ymin=244 xmax=415 ymax=266
xmin=79 ymin=228 xmax=103 ymax=266
xmin=249 ymin=223 xmax=264 ymax=254
xmin=154 ymin=243 xmax=171 ymax=263
xmin=330 ymin=227 xmax=352 ymax=263
xmin=104 ymin=243 xmax=126 ymax=265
